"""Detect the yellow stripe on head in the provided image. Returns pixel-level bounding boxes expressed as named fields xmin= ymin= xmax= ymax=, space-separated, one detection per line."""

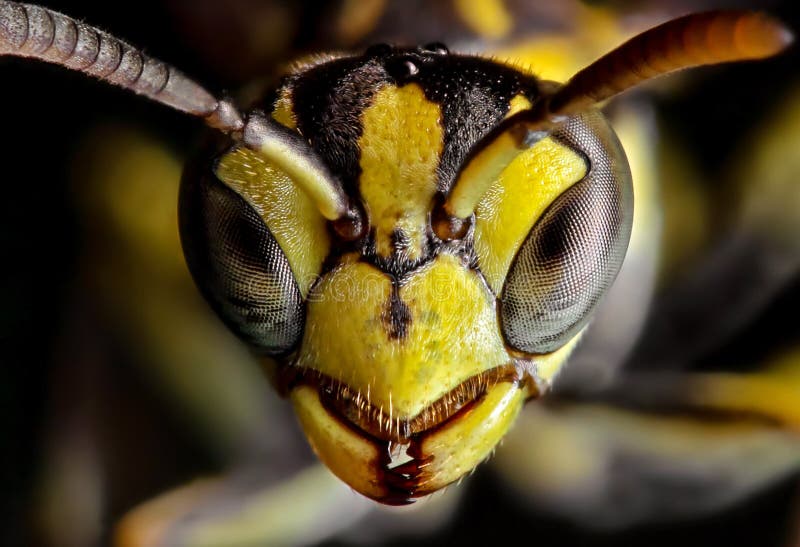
xmin=358 ymin=83 xmax=444 ymax=259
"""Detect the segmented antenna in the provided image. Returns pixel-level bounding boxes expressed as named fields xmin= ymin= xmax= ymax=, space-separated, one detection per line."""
xmin=549 ymin=10 xmax=794 ymax=115
xmin=0 ymin=1 xmax=242 ymax=131
xmin=0 ymin=2 xmax=363 ymax=226
xmin=437 ymin=10 xmax=793 ymax=233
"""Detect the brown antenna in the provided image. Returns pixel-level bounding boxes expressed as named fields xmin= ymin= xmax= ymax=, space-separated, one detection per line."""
xmin=437 ymin=10 xmax=793 ymax=234
xmin=549 ymin=10 xmax=794 ymax=116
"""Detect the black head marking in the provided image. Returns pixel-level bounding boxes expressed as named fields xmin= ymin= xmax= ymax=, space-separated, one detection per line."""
xmin=281 ymin=56 xmax=387 ymax=197
xmin=383 ymin=286 xmax=413 ymax=341
xmin=412 ymin=56 xmax=540 ymax=190
xmin=271 ymin=49 xmax=540 ymax=215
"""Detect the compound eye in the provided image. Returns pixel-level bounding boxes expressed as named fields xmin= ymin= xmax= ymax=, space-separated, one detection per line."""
xmin=179 ymin=157 xmax=304 ymax=355
xmin=500 ymin=113 xmax=633 ymax=355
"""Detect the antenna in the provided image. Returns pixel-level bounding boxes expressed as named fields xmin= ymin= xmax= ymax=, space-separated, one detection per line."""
xmin=436 ymin=10 xmax=793 ymax=238
xmin=549 ymin=10 xmax=794 ymax=116
xmin=0 ymin=1 xmax=359 ymax=225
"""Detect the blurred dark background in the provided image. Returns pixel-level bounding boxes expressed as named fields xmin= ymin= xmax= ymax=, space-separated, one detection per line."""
xmin=1 ymin=1 xmax=799 ymax=545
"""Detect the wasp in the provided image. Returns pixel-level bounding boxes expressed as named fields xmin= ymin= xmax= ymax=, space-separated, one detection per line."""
xmin=0 ymin=1 xmax=796 ymax=545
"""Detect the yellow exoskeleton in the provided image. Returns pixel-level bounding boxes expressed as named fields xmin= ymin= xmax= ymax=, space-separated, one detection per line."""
xmin=0 ymin=1 xmax=796 ymax=543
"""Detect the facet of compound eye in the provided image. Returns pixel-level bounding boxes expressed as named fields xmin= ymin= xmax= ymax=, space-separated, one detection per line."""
xmin=501 ymin=111 xmax=633 ymax=354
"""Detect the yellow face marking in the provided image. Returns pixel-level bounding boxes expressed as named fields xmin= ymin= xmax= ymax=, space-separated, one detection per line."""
xmin=446 ymin=93 xmax=536 ymax=221
xmin=358 ymin=83 xmax=444 ymax=259
xmin=447 ymin=131 xmax=525 ymax=220
xmin=474 ymin=136 xmax=587 ymax=293
xmin=445 ymin=94 xmax=546 ymax=222
xmin=296 ymin=254 xmax=509 ymax=419
xmin=291 ymin=385 xmax=386 ymax=500
xmin=454 ymin=0 xmax=513 ymax=40
xmin=415 ymin=382 xmax=523 ymax=494
xmin=216 ymin=148 xmax=330 ymax=298
xmin=291 ymin=381 xmax=525 ymax=503
xmin=533 ymin=330 xmax=585 ymax=386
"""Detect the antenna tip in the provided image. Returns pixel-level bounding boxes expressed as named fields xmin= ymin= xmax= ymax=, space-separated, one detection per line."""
xmin=736 ymin=12 xmax=795 ymax=59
